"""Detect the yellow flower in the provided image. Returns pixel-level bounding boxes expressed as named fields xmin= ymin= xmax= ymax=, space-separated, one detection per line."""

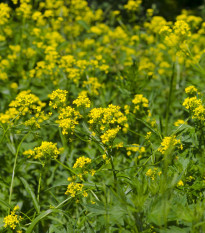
xmin=146 ymin=168 xmax=161 ymax=180
xmin=73 ymin=156 xmax=91 ymax=169
xmin=124 ymin=0 xmax=142 ymax=12
xmin=185 ymin=86 xmax=199 ymax=95
xmin=83 ymin=77 xmax=102 ymax=95
xmin=57 ymin=106 xmax=82 ymax=135
xmin=174 ymin=119 xmax=187 ymax=127
xmin=158 ymin=136 xmax=183 ymax=154
xmin=177 ymin=180 xmax=184 ymax=187
xmin=126 ymin=144 xmax=145 ymax=156
xmin=4 ymin=205 xmax=22 ymax=230
xmin=0 ymin=3 xmax=10 ymax=25
xmin=101 ymin=127 xmax=120 ymax=144
xmin=48 ymin=89 xmax=68 ymax=109
xmin=23 ymin=141 xmax=62 ymax=160
xmin=132 ymin=94 xmax=149 ymax=114
xmin=65 ymin=182 xmax=84 ymax=197
xmin=73 ymin=92 xmax=91 ymax=108
xmin=145 ymin=132 xmax=152 ymax=140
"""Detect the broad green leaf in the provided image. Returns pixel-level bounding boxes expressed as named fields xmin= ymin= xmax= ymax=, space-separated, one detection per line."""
xmin=26 ymin=209 xmax=58 ymax=233
xmin=20 ymin=177 xmax=40 ymax=214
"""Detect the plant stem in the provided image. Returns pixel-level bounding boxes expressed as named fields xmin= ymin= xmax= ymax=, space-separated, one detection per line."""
xmin=9 ymin=131 xmax=30 ymax=211
xmin=55 ymin=159 xmax=78 ymax=176
xmin=37 ymin=166 xmax=43 ymax=203
xmin=107 ymin=151 xmax=117 ymax=186
xmin=165 ymin=63 xmax=175 ymax=136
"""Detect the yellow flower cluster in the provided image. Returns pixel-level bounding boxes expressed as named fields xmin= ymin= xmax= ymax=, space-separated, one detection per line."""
xmin=146 ymin=8 xmax=154 ymax=17
xmin=89 ymin=104 xmax=127 ymax=127
xmin=183 ymin=86 xmax=205 ymax=121
xmin=73 ymin=156 xmax=92 ymax=168
xmin=16 ymin=0 xmax=32 ymax=19
xmin=0 ymin=108 xmax=18 ymax=124
xmin=0 ymin=90 xmax=47 ymax=128
xmin=145 ymin=132 xmax=152 ymax=140
xmin=83 ymin=77 xmax=102 ymax=95
xmin=158 ymin=136 xmax=183 ymax=154
xmin=65 ymin=182 xmax=84 ymax=197
xmin=0 ymin=3 xmax=11 ymax=25
xmin=102 ymin=154 xmax=110 ymax=164
xmin=73 ymin=92 xmax=91 ymax=108
xmin=9 ymin=90 xmax=45 ymax=115
xmin=124 ymin=0 xmax=142 ymax=12
xmin=132 ymin=94 xmax=149 ymax=114
xmin=185 ymin=86 xmax=199 ymax=95
xmin=4 ymin=205 xmax=22 ymax=230
xmin=100 ymin=127 xmax=120 ymax=144
xmin=160 ymin=20 xmax=191 ymax=52
xmin=23 ymin=141 xmax=62 ymax=160
xmin=57 ymin=106 xmax=82 ymax=135
xmin=174 ymin=119 xmax=187 ymax=127
xmin=144 ymin=16 xmax=167 ymax=34
xmin=177 ymin=180 xmax=184 ymax=187
xmin=126 ymin=144 xmax=145 ymax=156
xmin=183 ymin=97 xmax=202 ymax=111
xmin=146 ymin=168 xmax=162 ymax=180
xmin=88 ymin=104 xmax=128 ymax=144
xmin=49 ymin=89 xmax=68 ymax=109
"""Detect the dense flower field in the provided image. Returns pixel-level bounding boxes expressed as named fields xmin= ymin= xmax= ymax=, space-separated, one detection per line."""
xmin=1 ymin=0 xmax=205 ymax=232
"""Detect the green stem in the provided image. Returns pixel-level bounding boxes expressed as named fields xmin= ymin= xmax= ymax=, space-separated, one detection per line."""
xmin=165 ymin=63 xmax=175 ymax=136
xmin=37 ymin=166 xmax=43 ymax=203
xmin=107 ymin=151 xmax=117 ymax=186
xmin=9 ymin=131 xmax=30 ymax=209
xmin=55 ymin=159 xmax=78 ymax=176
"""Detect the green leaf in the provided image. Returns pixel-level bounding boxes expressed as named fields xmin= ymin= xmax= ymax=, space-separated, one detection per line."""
xmin=20 ymin=177 xmax=40 ymax=214
xmin=0 ymin=197 xmax=11 ymax=209
xmin=26 ymin=209 xmax=58 ymax=233
xmin=77 ymin=20 xmax=90 ymax=31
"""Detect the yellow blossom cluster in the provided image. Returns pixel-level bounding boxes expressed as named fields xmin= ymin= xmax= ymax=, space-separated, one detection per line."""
xmin=177 ymin=180 xmax=184 ymax=187
xmin=73 ymin=92 xmax=91 ymax=108
xmin=126 ymin=144 xmax=145 ymax=156
xmin=48 ymin=89 xmax=68 ymax=109
xmin=100 ymin=127 xmax=120 ymax=144
xmin=23 ymin=141 xmax=62 ymax=160
xmin=88 ymin=104 xmax=127 ymax=127
xmin=9 ymin=90 xmax=45 ymax=115
xmin=69 ymin=156 xmax=96 ymax=183
xmin=145 ymin=132 xmax=152 ymax=140
xmin=0 ymin=3 xmax=11 ymax=25
xmin=185 ymin=86 xmax=199 ymax=96
xmin=174 ymin=119 xmax=187 ymax=127
xmin=0 ymin=90 xmax=47 ymax=128
xmin=73 ymin=156 xmax=92 ymax=169
xmin=183 ymin=86 xmax=205 ymax=121
xmin=146 ymin=168 xmax=162 ymax=180
xmin=158 ymin=136 xmax=183 ymax=154
xmin=160 ymin=20 xmax=191 ymax=54
xmin=57 ymin=106 xmax=82 ymax=135
xmin=65 ymin=182 xmax=85 ymax=197
xmin=124 ymin=0 xmax=142 ymax=12
xmin=4 ymin=205 xmax=22 ymax=230
xmin=88 ymin=104 xmax=128 ymax=144
xmin=132 ymin=94 xmax=149 ymax=114
xmin=102 ymin=154 xmax=110 ymax=164
xmin=83 ymin=77 xmax=102 ymax=95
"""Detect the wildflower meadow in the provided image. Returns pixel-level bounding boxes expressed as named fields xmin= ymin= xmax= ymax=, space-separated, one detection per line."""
xmin=1 ymin=0 xmax=205 ymax=232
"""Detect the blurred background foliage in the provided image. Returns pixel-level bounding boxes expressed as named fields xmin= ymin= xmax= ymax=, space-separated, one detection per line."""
xmin=89 ymin=0 xmax=205 ymax=20
xmin=1 ymin=0 xmax=205 ymax=20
